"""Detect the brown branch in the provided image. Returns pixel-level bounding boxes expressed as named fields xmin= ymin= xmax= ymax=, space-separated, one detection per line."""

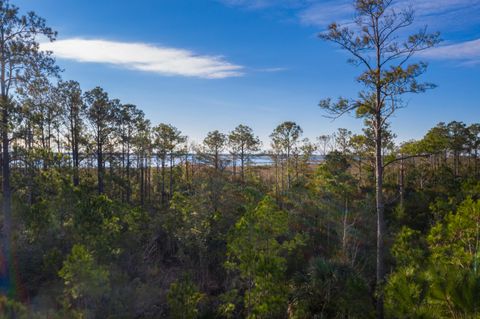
xmin=383 ymin=153 xmax=430 ymax=169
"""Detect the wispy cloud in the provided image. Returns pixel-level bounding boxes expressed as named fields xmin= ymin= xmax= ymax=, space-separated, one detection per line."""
xmin=299 ymin=2 xmax=353 ymax=27
xmin=41 ymin=38 xmax=244 ymax=79
xmin=299 ymin=1 xmax=480 ymax=65
xmin=298 ymin=0 xmax=480 ymax=27
xmin=222 ymin=0 xmax=480 ymax=30
xmin=219 ymin=0 xmax=275 ymax=9
xmin=410 ymin=0 xmax=475 ymax=15
xmin=219 ymin=0 xmax=307 ymax=10
xmin=420 ymin=39 xmax=480 ymax=65
xmin=256 ymin=67 xmax=288 ymax=72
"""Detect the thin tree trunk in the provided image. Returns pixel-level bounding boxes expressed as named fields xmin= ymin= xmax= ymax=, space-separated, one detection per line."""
xmin=375 ymin=24 xmax=385 ymax=317
xmin=286 ymin=146 xmax=291 ymax=190
xmin=97 ymin=141 xmax=104 ymax=194
xmin=169 ymin=153 xmax=174 ymax=199
xmin=475 ymin=149 xmax=478 ymax=177
xmin=140 ymin=153 xmax=145 ymax=207
xmin=240 ymin=148 xmax=245 ymax=183
xmin=375 ymin=118 xmax=385 ymax=319
xmin=342 ymin=196 xmax=348 ymax=256
xmin=232 ymin=154 xmax=237 ymax=180
xmin=274 ymin=155 xmax=279 ymax=199
xmin=147 ymin=156 xmax=151 ymax=203
xmin=121 ymin=139 xmax=126 ymax=202
xmin=2 ymin=102 xmax=12 ymax=287
xmin=399 ymin=156 xmax=405 ymax=208
xmin=72 ymin=121 xmax=80 ymax=186
xmin=109 ymin=151 xmax=114 ymax=196
xmin=161 ymin=156 xmax=166 ymax=205
xmin=185 ymin=152 xmax=189 ymax=184
xmin=126 ymin=143 xmax=131 ymax=203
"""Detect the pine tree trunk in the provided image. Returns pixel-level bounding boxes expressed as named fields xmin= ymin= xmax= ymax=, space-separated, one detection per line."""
xmin=126 ymin=144 xmax=131 ymax=203
xmin=2 ymin=103 xmax=12 ymax=276
xmin=400 ymin=157 xmax=405 ymax=208
xmin=342 ymin=196 xmax=348 ymax=255
xmin=97 ymin=142 xmax=104 ymax=194
xmin=375 ymin=117 xmax=385 ymax=319
xmin=161 ymin=156 xmax=166 ymax=204
xmin=140 ymin=155 xmax=145 ymax=207
xmin=185 ymin=152 xmax=189 ymax=184
xmin=72 ymin=124 xmax=79 ymax=186
xmin=240 ymin=148 xmax=245 ymax=183
xmin=169 ymin=153 xmax=173 ymax=199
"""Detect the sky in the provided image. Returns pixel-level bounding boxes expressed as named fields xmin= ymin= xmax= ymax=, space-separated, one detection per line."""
xmin=14 ymin=0 xmax=480 ymax=145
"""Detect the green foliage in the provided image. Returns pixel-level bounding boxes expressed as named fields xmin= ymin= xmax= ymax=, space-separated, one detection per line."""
xmin=73 ymin=195 xmax=122 ymax=255
xmin=391 ymin=227 xmax=426 ymax=267
xmin=291 ymin=258 xmax=373 ymax=318
xmin=386 ymin=198 xmax=480 ymax=318
xmin=69 ymin=194 xmax=147 ymax=259
xmin=428 ymin=197 xmax=480 ymax=268
xmin=385 ymin=266 xmax=432 ymax=318
xmin=427 ymin=265 xmax=480 ymax=317
xmin=167 ymin=275 xmax=204 ymax=319
xmin=0 ymin=296 xmax=35 ymax=319
xmin=217 ymin=289 xmax=240 ymax=319
xmin=58 ymin=244 xmax=110 ymax=313
xmin=166 ymin=191 xmax=211 ymax=256
xmin=226 ymin=196 xmax=303 ymax=318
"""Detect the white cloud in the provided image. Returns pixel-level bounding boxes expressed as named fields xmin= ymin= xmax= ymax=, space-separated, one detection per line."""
xmin=420 ymin=39 xmax=480 ymax=65
xmin=41 ymin=38 xmax=244 ymax=79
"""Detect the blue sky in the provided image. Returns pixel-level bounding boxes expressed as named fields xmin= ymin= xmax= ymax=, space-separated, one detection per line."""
xmin=16 ymin=0 xmax=480 ymax=145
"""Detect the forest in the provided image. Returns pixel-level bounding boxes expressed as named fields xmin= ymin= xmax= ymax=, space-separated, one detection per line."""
xmin=0 ymin=0 xmax=478 ymax=318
